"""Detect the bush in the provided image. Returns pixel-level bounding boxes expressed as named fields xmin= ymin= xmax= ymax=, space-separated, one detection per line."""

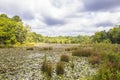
xmin=72 ymin=48 xmax=93 ymax=57
xmin=60 ymin=54 xmax=70 ymax=62
xmin=93 ymin=64 xmax=120 ymax=80
xmin=92 ymin=53 xmax=120 ymax=80
xmin=107 ymin=53 xmax=120 ymax=69
xmin=41 ymin=61 xmax=53 ymax=77
xmin=56 ymin=62 xmax=65 ymax=75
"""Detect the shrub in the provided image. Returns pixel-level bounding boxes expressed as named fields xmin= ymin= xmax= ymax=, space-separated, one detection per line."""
xmin=93 ymin=53 xmax=120 ymax=80
xmin=56 ymin=62 xmax=65 ymax=75
xmin=72 ymin=48 xmax=93 ymax=57
xmin=93 ymin=64 xmax=120 ymax=80
xmin=60 ymin=54 xmax=70 ymax=62
xmin=107 ymin=53 xmax=120 ymax=69
xmin=41 ymin=61 xmax=53 ymax=77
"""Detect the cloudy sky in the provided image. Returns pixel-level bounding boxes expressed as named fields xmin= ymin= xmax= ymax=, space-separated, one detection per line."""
xmin=0 ymin=0 xmax=120 ymax=36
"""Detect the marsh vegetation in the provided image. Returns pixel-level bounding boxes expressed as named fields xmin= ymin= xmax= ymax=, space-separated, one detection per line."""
xmin=0 ymin=14 xmax=120 ymax=80
xmin=0 ymin=44 xmax=119 ymax=80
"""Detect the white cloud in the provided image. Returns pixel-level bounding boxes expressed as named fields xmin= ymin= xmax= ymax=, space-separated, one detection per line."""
xmin=0 ymin=0 xmax=120 ymax=36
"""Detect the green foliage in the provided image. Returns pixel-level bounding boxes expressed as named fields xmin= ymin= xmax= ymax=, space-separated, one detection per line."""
xmin=107 ymin=53 xmax=120 ymax=69
xmin=93 ymin=30 xmax=108 ymax=43
xmin=26 ymin=26 xmax=120 ymax=44
xmin=91 ymin=44 xmax=120 ymax=80
xmin=60 ymin=54 xmax=70 ymax=62
xmin=93 ymin=26 xmax=120 ymax=44
xmin=108 ymin=26 xmax=120 ymax=43
xmin=1 ymin=13 xmax=120 ymax=45
xmin=0 ymin=14 xmax=8 ymax=18
xmin=25 ymin=25 xmax=120 ymax=44
xmin=12 ymin=15 xmax=22 ymax=22
xmin=93 ymin=63 xmax=120 ymax=80
xmin=56 ymin=62 xmax=65 ymax=75
xmin=41 ymin=35 xmax=92 ymax=44
xmin=0 ymin=14 xmax=27 ymax=45
xmin=26 ymin=31 xmax=43 ymax=43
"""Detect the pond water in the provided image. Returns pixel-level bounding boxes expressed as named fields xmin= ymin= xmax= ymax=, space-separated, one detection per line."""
xmin=0 ymin=47 xmax=97 ymax=80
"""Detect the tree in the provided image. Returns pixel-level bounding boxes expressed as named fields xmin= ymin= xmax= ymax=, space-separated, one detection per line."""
xmin=0 ymin=14 xmax=27 ymax=45
xmin=93 ymin=30 xmax=109 ymax=43
xmin=93 ymin=26 xmax=120 ymax=44
xmin=108 ymin=26 xmax=120 ymax=43
xmin=12 ymin=15 xmax=22 ymax=22
xmin=0 ymin=14 xmax=8 ymax=18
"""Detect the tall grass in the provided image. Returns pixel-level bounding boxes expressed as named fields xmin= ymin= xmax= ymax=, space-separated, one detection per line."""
xmin=56 ymin=62 xmax=65 ymax=75
xmin=71 ymin=56 xmax=74 ymax=69
xmin=41 ymin=54 xmax=53 ymax=77
xmin=72 ymin=48 xmax=93 ymax=57
xmin=60 ymin=54 xmax=70 ymax=62
xmin=88 ymin=55 xmax=101 ymax=66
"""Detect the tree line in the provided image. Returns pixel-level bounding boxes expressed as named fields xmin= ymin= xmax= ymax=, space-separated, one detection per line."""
xmin=93 ymin=26 xmax=120 ymax=44
xmin=0 ymin=14 xmax=120 ymax=45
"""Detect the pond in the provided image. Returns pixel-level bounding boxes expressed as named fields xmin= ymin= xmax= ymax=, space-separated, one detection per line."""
xmin=0 ymin=46 xmax=97 ymax=80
